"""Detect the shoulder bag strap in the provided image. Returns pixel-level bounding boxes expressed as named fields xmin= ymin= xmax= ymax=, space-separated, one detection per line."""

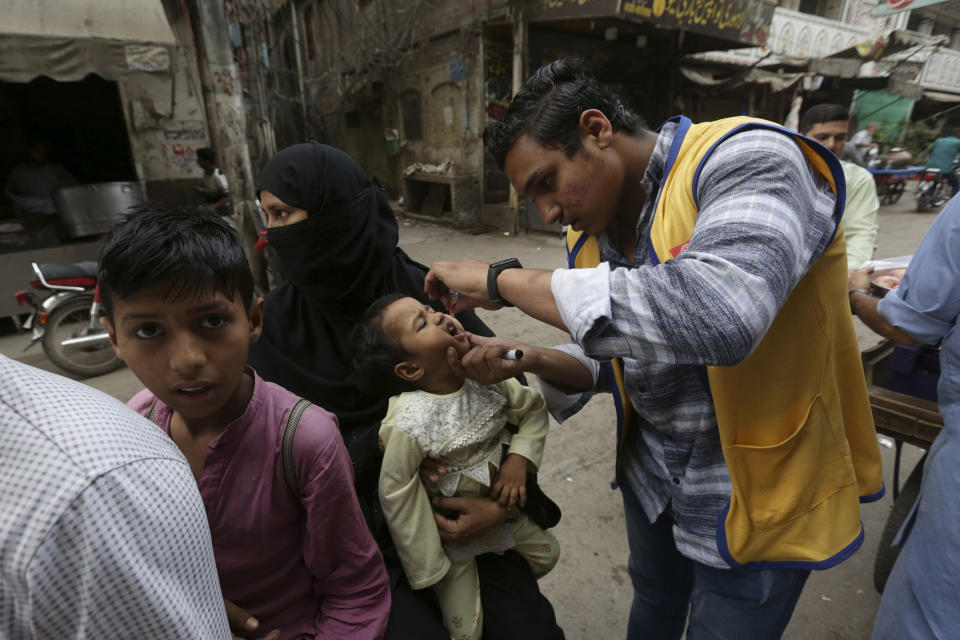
xmin=146 ymin=397 xmax=160 ymax=423
xmin=281 ymin=398 xmax=313 ymax=502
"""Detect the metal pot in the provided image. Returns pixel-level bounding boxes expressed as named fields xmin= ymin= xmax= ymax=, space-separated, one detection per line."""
xmin=53 ymin=181 xmax=146 ymax=238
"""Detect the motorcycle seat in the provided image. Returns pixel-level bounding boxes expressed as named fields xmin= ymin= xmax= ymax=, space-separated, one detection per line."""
xmin=35 ymin=261 xmax=98 ymax=280
xmin=32 ymin=261 xmax=98 ymax=289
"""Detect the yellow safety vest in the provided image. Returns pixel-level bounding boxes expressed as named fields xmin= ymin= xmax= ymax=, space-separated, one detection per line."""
xmin=566 ymin=116 xmax=884 ymax=568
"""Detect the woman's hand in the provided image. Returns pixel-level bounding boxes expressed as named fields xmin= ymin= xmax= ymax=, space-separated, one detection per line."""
xmin=432 ymin=496 xmax=508 ymax=546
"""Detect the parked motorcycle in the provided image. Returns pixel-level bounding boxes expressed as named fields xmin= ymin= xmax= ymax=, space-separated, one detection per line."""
xmin=14 ymin=261 xmax=121 ymax=378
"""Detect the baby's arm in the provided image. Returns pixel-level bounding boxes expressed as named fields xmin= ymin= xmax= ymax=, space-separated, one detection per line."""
xmin=379 ymin=423 xmax=451 ymax=590
xmin=491 ymin=379 xmax=550 ymax=509
xmin=500 ymin=378 xmax=549 ymax=467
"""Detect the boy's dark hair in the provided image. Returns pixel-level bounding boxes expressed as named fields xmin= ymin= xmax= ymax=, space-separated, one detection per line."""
xmin=196 ymin=147 xmax=216 ymax=163
xmin=483 ymin=58 xmax=647 ymax=171
xmin=98 ymin=206 xmax=254 ymax=320
xmin=799 ymin=103 xmax=850 ymax=135
xmin=350 ymin=293 xmax=419 ymax=397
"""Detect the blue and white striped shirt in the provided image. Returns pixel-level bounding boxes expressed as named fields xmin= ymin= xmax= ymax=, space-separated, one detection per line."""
xmin=544 ymin=121 xmax=839 ymax=568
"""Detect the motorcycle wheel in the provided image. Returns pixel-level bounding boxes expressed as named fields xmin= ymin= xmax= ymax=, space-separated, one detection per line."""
xmin=916 ymin=191 xmax=932 ymax=213
xmin=42 ymin=296 xmax=122 ymax=378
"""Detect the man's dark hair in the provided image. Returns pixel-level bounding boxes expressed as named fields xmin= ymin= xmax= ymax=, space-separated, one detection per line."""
xmin=97 ymin=206 xmax=254 ymax=320
xmin=350 ymin=293 xmax=419 ymax=397
xmin=196 ymin=147 xmax=216 ymax=163
xmin=483 ymin=58 xmax=647 ymax=171
xmin=799 ymin=103 xmax=850 ymax=135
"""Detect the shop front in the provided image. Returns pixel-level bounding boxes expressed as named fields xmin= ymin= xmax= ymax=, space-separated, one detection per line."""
xmin=481 ymin=0 xmax=775 ymax=230
xmin=0 ymin=0 xmax=210 ymax=319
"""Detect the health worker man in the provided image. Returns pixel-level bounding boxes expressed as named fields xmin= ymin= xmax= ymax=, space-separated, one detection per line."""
xmin=424 ymin=58 xmax=883 ymax=640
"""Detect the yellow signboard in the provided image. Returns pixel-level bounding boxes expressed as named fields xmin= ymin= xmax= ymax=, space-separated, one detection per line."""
xmin=530 ymin=0 xmax=773 ymax=47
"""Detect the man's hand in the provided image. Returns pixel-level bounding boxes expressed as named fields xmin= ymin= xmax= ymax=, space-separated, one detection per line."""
xmin=224 ymin=598 xmax=279 ymax=640
xmin=424 ymin=259 xmax=496 ymax=314
xmin=446 ymin=333 xmax=527 ymax=385
xmin=490 ymin=454 xmax=529 ymax=509
xmin=432 ymin=496 xmax=508 ymax=546
xmin=849 ymin=265 xmax=874 ymax=293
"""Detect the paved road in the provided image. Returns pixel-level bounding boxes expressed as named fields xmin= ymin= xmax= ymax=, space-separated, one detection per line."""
xmin=0 ymin=193 xmax=943 ymax=639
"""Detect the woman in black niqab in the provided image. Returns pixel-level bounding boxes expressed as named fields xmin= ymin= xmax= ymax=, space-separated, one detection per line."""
xmin=250 ymin=143 xmax=563 ymax=640
xmin=251 ymin=143 xmax=459 ymax=509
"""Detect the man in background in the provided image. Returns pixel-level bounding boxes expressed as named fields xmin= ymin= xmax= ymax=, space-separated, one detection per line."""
xmin=3 ymin=142 xmax=76 ymax=224
xmin=850 ymin=122 xmax=879 ymax=165
xmin=196 ymin=146 xmax=232 ymax=216
xmin=800 ymin=104 xmax=880 ymax=267
xmin=924 ymin=127 xmax=960 ymax=198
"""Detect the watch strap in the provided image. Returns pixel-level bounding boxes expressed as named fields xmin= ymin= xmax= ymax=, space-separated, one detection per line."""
xmin=487 ymin=258 xmax=522 ymax=307
xmin=848 ymin=288 xmax=870 ymax=314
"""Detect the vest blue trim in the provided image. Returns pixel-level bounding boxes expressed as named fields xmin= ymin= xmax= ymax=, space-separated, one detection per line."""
xmin=860 ymin=481 xmax=886 ymax=504
xmin=715 ymin=503 xmax=865 ymax=570
xmin=566 ymin=230 xmax=589 ymax=269
xmin=603 ymin=360 xmax=625 ymax=490
xmin=565 ymin=230 xmax=626 ymax=489
xmin=647 ymin=115 xmax=693 ymax=266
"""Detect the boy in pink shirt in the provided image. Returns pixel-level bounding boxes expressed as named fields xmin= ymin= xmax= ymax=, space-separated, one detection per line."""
xmin=99 ymin=208 xmax=390 ymax=639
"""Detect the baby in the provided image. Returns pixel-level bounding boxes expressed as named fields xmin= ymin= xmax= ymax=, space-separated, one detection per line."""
xmin=351 ymin=294 xmax=560 ymax=640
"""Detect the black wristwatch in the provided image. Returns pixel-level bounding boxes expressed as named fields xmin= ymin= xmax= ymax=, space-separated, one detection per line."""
xmin=487 ymin=258 xmax=523 ymax=307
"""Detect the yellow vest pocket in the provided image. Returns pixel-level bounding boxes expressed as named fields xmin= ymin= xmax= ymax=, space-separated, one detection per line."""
xmin=725 ymin=394 xmax=857 ymax=532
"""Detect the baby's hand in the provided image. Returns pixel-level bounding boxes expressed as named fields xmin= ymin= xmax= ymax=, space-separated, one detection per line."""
xmin=490 ymin=453 xmax=529 ymax=509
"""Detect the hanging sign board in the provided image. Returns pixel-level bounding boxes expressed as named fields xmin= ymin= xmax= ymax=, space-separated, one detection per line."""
xmin=877 ymin=0 xmax=953 ymax=15
xmin=529 ymin=0 xmax=774 ymax=47
xmin=528 ymin=0 xmax=622 ymax=21
xmin=621 ymin=0 xmax=773 ymax=46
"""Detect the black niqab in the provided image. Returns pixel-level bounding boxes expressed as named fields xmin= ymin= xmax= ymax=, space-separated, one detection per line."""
xmin=249 ymin=143 xmax=492 ymax=546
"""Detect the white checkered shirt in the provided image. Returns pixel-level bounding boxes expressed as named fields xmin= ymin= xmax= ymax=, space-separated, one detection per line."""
xmin=0 ymin=355 xmax=230 ymax=638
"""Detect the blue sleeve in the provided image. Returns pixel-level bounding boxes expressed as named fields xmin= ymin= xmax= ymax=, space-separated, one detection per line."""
xmin=878 ymin=199 xmax=960 ymax=345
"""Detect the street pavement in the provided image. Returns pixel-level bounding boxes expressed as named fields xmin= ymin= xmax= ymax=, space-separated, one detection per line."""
xmin=0 ymin=193 xmax=943 ymax=639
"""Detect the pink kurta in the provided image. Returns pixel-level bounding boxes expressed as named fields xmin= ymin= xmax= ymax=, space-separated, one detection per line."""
xmin=129 ymin=368 xmax=390 ymax=640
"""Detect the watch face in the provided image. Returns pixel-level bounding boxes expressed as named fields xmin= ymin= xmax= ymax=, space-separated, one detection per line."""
xmin=493 ymin=258 xmax=522 ymax=271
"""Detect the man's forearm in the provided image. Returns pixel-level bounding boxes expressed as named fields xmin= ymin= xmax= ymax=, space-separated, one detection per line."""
xmin=497 ymin=268 xmax=567 ymax=331
xmin=850 ymin=292 xmax=917 ymax=345
xmin=524 ymin=345 xmax=594 ymax=392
